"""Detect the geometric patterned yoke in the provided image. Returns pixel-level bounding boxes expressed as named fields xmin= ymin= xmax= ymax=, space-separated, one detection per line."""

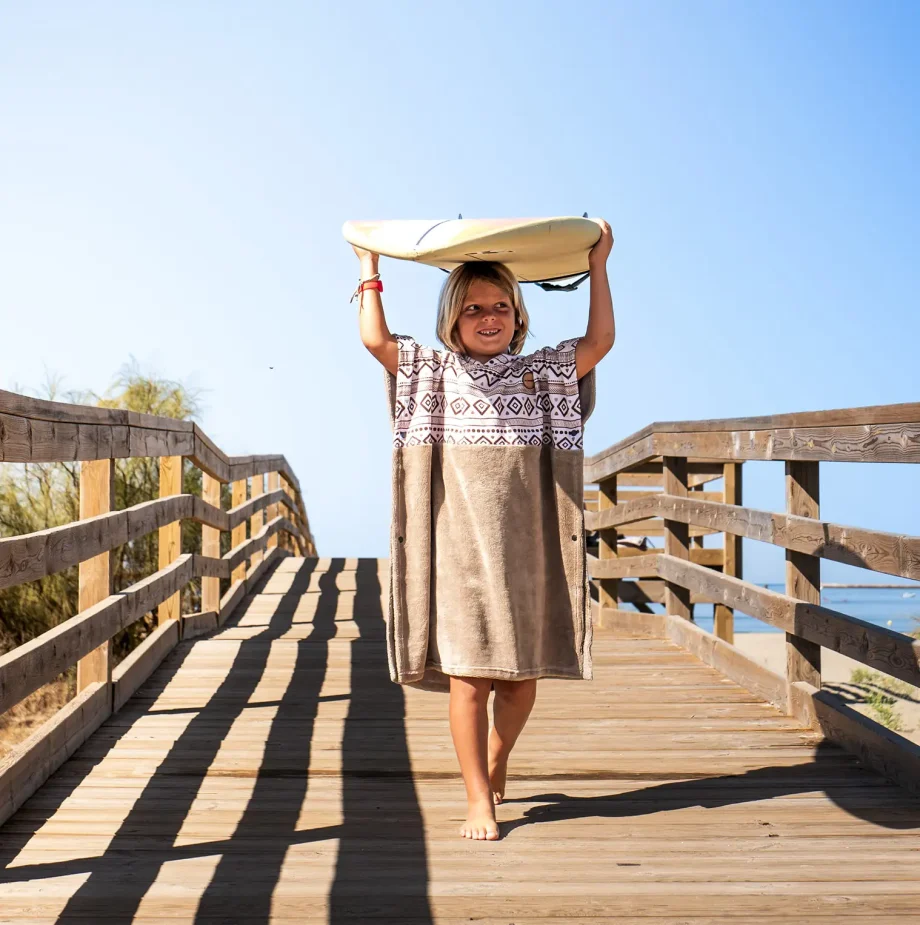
xmin=392 ymin=335 xmax=586 ymax=450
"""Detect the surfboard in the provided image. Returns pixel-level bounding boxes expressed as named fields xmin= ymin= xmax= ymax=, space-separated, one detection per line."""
xmin=342 ymin=216 xmax=603 ymax=285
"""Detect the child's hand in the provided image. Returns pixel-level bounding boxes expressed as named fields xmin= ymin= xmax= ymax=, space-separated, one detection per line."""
xmin=588 ymin=219 xmax=613 ymax=268
xmin=352 ymin=243 xmax=379 ymax=266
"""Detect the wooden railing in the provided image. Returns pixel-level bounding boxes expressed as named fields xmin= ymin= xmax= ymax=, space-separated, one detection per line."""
xmin=584 ymin=401 xmax=920 ymax=793
xmin=0 ymin=389 xmax=316 ymax=824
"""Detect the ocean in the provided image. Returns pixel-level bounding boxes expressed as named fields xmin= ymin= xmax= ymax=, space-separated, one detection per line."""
xmin=687 ymin=584 xmax=920 ymax=636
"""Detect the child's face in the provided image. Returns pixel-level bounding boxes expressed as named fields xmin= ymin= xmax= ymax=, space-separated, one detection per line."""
xmin=455 ymin=280 xmax=516 ymax=360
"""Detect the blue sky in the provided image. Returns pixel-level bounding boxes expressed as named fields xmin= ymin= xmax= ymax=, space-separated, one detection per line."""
xmin=1 ymin=1 xmax=918 ymax=581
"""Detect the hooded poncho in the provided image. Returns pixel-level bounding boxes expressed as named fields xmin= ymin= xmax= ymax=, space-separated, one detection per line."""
xmin=384 ymin=334 xmax=596 ymax=693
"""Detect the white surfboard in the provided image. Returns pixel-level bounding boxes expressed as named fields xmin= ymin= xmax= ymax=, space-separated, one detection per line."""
xmin=342 ymin=216 xmax=603 ymax=284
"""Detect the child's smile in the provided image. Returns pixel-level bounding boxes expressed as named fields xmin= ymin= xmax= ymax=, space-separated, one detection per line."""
xmin=457 ymin=279 xmax=517 ymax=362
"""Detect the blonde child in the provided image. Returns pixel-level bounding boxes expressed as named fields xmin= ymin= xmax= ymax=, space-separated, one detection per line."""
xmin=354 ymin=221 xmax=614 ymax=840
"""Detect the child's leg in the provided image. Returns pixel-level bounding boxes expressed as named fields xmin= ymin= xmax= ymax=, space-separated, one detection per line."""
xmin=448 ymin=676 xmax=499 ymax=840
xmin=488 ymin=678 xmax=537 ymax=804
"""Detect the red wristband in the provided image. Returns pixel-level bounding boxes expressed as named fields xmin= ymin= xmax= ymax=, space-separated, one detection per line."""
xmin=360 ymin=279 xmax=383 ymax=293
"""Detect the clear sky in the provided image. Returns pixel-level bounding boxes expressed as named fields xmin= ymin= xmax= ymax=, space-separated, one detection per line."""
xmin=2 ymin=1 xmax=918 ymax=582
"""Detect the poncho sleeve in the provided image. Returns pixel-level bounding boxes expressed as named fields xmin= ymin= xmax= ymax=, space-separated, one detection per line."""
xmin=532 ymin=337 xmax=597 ymax=426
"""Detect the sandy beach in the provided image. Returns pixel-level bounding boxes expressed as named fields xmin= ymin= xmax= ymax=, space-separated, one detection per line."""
xmin=734 ymin=632 xmax=920 ymax=746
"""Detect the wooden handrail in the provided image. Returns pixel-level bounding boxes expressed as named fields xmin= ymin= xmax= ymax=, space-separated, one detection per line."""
xmin=585 ymin=402 xmax=920 ymax=793
xmin=0 ymin=390 xmax=304 ymax=494
xmin=586 ymin=400 xmax=920 ymax=482
xmin=0 ymin=387 xmax=316 ymax=724
xmin=0 ymin=489 xmax=303 ymax=592
xmin=587 ymin=493 xmax=920 ymax=582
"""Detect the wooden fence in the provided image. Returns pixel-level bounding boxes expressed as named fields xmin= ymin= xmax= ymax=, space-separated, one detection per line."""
xmin=584 ymin=401 xmax=920 ymax=793
xmin=0 ymin=389 xmax=315 ymax=825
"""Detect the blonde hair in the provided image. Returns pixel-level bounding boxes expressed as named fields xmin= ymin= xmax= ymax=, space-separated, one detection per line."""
xmin=435 ymin=262 xmax=530 ymax=355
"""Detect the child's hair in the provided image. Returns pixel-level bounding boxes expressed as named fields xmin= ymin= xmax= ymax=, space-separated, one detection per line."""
xmin=435 ymin=262 xmax=530 ymax=355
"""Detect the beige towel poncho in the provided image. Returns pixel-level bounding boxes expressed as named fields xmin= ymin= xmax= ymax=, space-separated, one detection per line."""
xmin=384 ymin=334 xmax=596 ymax=693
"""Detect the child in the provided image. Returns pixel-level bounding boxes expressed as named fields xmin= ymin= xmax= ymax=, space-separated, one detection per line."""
xmin=353 ymin=221 xmax=614 ymax=840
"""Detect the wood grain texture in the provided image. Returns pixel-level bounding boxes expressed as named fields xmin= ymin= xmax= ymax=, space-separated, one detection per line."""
xmin=0 ymin=554 xmax=232 ymax=714
xmin=266 ymin=472 xmax=280 ymax=550
xmin=596 ymin=476 xmax=618 ymax=610
xmin=663 ymin=457 xmax=691 ymax=620
xmin=111 ymin=619 xmax=179 ymax=712
xmin=249 ymin=473 xmax=264 ymax=570
xmin=76 ymin=458 xmax=114 ymax=692
xmin=714 ymin=462 xmax=742 ymax=642
xmin=655 ymin=554 xmax=920 ymax=688
xmin=0 ymin=680 xmax=109 ymax=829
xmin=230 ymin=479 xmax=248 ymax=583
xmin=224 ymin=517 xmax=296 ymax=575
xmin=180 ymin=610 xmax=219 ymax=640
xmin=157 ymin=456 xmax=183 ymax=626
xmin=586 ymin=492 xmax=920 ymax=582
xmin=586 ymin=401 xmax=920 ymax=482
xmin=0 ymin=489 xmax=304 ymax=594
xmin=1 ymin=555 xmax=918 ymax=921
xmin=201 ymin=474 xmax=221 ymax=614
xmin=785 ymin=461 xmax=822 ymax=689
xmin=588 ymin=553 xmax=661 ymax=580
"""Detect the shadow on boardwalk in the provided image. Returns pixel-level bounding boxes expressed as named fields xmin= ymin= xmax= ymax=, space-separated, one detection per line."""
xmin=0 ymin=557 xmax=432 ymax=923
xmin=0 ymin=556 xmax=918 ymax=921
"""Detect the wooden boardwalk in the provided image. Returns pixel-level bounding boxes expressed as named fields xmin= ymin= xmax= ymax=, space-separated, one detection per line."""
xmin=1 ymin=556 xmax=920 ymax=923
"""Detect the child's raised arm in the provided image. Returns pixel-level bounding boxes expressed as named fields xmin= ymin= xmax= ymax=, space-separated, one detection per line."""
xmin=353 ymin=245 xmax=399 ymax=376
xmin=574 ymin=219 xmax=615 ymax=378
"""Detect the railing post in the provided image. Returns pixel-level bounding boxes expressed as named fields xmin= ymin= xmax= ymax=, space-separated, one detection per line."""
xmin=663 ymin=456 xmax=692 ymax=620
xmin=714 ymin=461 xmax=742 ymax=642
xmin=250 ymin=473 xmax=264 ymax=569
xmin=267 ymin=471 xmax=280 ymax=550
xmin=231 ymin=478 xmax=248 ymax=582
xmin=202 ymin=472 xmax=221 ymax=612
xmin=77 ymin=458 xmax=114 ymax=692
xmin=785 ymin=461 xmax=821 ymax=687
xmin=157 ymin=455 xmax=183 ymax=625
xmin=596 ymin=476 xmax=619 ymax=616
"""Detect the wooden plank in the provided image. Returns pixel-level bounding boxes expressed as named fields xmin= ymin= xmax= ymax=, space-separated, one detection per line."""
xmin=0 ymin=492 xmax=289 ymax=593
xmin=0 ymin=680 xmax=109 ymax=827
xmin=588 ymin=490 xmax=920 ymax=583
xmin=230 ymin=479 xmax=248 ymax=582
xmin=201 ymin=473 xmax=222 ymax=613
xmin=218 ymin=579 xmax=246 ymax=626
xmin=181 ymin=610 xmax=219 ymax=640
xmin=593 ymin=605 xmax=667 ymax=637
xmin=0 ymin=389 xmax=307 ymax=510
xmin=663 ymin=457 xmax=691 ymax=620
xmin=226 ymin=487 xmax=291 ymax=530
xmin=157 ymin=455 xmax=183 ymax=626
xmin=224 ymin=516 xmax=297 ymax=574
xmin=76 ymin=457 xmax=114 ymax=692
xmin=585 ymin=401 xmax=920 ymax=482
xmin=588 ymin=553 xmax=660 ymax=580
xmin=655 ymin=554 xmax=920 ymax=688
xmin=807 ymin=683 xmax=920 ymax=796
xmin=249 ymin=473 xmax=264 ymax=569
xmin=714 ymin=461 xmax=741 ymax=642
xmin=111 ymin=618 xmax=179 ymax=712
xmin=0 ymin=555 xmax=198 ymax=714
xmin=786 ymin=461 xmax=822 ymax=688
xmin=266 ymin=472 xmax=280 ymax=550
xmin=665 ymin=614 xmax=790 ymax=715
xmin=597 ymin=475 xmax=618 ymax=610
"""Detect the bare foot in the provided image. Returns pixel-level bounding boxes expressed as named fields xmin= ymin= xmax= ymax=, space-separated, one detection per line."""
xmin=459 ymin=798 xmax=499 ymax=840
xmin=488 ymin=731 xmax=509 ymax=805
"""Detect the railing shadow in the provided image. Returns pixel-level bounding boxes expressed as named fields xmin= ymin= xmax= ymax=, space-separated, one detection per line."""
xmin=0 ymin=555 xmax=432 ymax=922
xmin=329 ymin=557 xmax=432 ymax=923
xmin=499 ymin=738 xmax=920 ymax=839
